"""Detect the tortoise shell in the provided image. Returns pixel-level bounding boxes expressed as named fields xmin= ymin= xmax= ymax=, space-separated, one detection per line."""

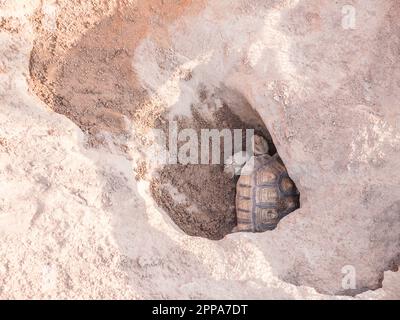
xmin=235 ymin=153 xmax=300 ymax=232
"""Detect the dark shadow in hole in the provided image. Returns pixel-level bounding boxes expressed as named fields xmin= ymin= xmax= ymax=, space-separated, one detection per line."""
xmin=150 ymin=87 xmax=299 ymax=240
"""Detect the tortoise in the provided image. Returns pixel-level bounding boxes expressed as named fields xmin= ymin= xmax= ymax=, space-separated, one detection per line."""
xmin=232 ymin=135 xmax=300 ymax=233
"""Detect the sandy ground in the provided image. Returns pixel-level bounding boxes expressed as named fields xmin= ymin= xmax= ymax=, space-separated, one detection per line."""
xmin=0 ymin=0 xmax=399 ymax=299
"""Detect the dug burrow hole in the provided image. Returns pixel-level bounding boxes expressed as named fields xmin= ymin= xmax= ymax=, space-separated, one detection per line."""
xmin=150 ymin=89 xmax=300 ymax=240
xmin=27 ymin=6 xmax=299 ymax=240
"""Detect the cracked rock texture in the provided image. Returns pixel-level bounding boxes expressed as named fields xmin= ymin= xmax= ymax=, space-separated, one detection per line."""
xmin=0 ymin=0 xmax=399 ymax=298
